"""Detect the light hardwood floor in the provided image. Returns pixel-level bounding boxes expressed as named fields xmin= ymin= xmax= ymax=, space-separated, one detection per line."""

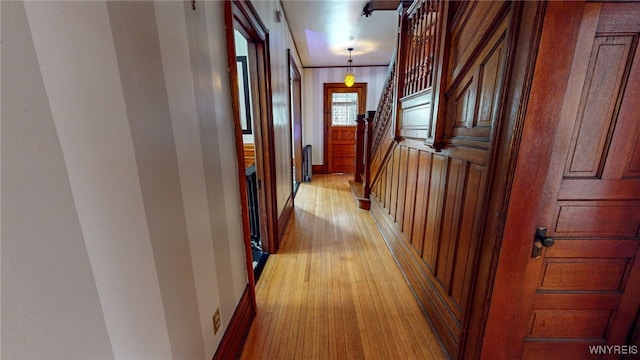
xmin=240 ymin=174 xmax=447 ymax=359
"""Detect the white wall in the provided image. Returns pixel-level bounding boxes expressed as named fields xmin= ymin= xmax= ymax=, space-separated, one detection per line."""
xmin=1 ymin=1 xmax=247 ymax=358
xmin=303 ymin=66 xmax=389 ymax=165
xmin=252 ymin=1 xmax=303 ymax=216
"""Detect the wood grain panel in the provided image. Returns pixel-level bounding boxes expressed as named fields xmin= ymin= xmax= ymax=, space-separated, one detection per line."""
xmin=447 ymin=20 xmax=507 ymax=142
xmin=423 ymin=154 xmax=447 ymax=270
xmin=540 ymin=258 xmax=630 ymax=291
xmin=400 ymin=90 xmax=432 ymax=140
xmin=545 ymin=239 xmax=639 ymax=258
xmin=449 ymin=1 xmax=507 ymax=81
xmin=628 ymin=139 xmax=640 ymax=178
xmin=332 ymin=157 xmax=356 ymax=173
xmin=558 ymin=179 xmax=640 ymax=200
xmin=596 ymin=27 xmax=640 ymax=181
xmin=450 ymin=164 xmax=486 ymax=309
xmin=377 ymin=165 xmax=385 ymax=204
xmin=385 ymin=153 xmax=393 ymax=212
xmin=332 ymin=144 xmax=355 ymax=155
xmin=597 ymin=2 xmax=640 ymax=33
xmin=437 ymin=159 xmax=466 ymax=290
xmin=476 ymin=39 xmax=504 ymax=128
xmin=403 ymin=148 xmax=419 ymax=234
xmin=396 ymin=146 xmax=409 ymax=227
xmin=410 ymin=151 xmax=432 ymax=257
xmin=564 ymin=35 xmax=634 ymax=178
xmin=522 ymin=342 xmax=598 ymax=360
xmin=452 ymin=79 xmax=475 ymax=128
xmin=529 ymin=310 xmax=613 ymax=339
xmin=553 ymin=202 xmax=640 ymax=238
xmin=390 ymin=146 xmax=402 ymax=220
xmin=533 ymin=293 xmax=621 ymax=310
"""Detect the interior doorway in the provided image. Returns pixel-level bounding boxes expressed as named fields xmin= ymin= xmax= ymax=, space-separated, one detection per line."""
xmin=323 ymin=83 xmax=367 ymax=173
xmin=225 ymin=1 xmax=277 ymax=286
xmin=233 ymin=30 xmax=268 ymax=281
xmin=289 ymin=50 xmax=303 ymax=194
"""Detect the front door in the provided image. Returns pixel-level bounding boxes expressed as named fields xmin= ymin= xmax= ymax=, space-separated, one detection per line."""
xmin=324 ymin=83 xmax=366 ymax=173
xmin=488 ymin=2 xmax=640 ymax=358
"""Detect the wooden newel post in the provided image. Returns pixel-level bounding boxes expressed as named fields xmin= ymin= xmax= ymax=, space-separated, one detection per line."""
xmin=364 ymin=110 xmax=376 ymax=199
xmin=354 ymin=114 xmax=366 ymax=183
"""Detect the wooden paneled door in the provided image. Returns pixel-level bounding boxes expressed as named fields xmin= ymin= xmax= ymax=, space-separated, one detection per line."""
xmin=324 ymin=83 xmax=366 ymax=173
xmin=486 ymin=2 xmax=640 ymax=358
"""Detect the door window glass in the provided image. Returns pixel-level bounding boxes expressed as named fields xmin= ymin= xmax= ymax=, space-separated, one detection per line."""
xmin=331 ymin=92 xmax=358 ymax=126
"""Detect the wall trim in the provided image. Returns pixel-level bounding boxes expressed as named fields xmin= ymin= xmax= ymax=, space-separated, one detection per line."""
xmin=212 ymin=285 xmax=255 ymax=360
xmin=278 ymin=192 xmax=294 ymax=241
xmin=312 ymin=164 xmax=325 ymax=175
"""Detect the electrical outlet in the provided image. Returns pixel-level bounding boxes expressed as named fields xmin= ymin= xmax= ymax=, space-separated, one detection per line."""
xmin=213 ymin=308 xmax=221 ymax=334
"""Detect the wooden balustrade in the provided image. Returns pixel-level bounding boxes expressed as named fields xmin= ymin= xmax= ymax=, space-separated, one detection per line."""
xmin=370 ymin=60 xmax=396 ymax=157
xmin=400 ymin=0 xmax=442 ymax=98
xmin=352 ymin=56 xmax=395 ymax=210
xmin=357 ymin=0 xmax=444 ymax=208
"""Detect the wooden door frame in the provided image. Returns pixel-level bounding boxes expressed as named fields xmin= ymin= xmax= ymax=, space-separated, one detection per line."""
xmin=224 ymin=0 xmax=278 ymax=291
xmin=480 ymin=1 xmax=591 ymax=358
xmin=323 ymin=82 xmax=367 ymax=173
xmin=288 ymin=49 xmax=303 ymax=192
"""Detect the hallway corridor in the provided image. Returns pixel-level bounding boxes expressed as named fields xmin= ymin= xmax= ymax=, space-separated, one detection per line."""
xmin=240 ymin=174 xmax=446 ymax=359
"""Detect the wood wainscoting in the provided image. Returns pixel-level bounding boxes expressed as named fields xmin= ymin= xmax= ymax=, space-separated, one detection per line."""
xmin=368 ymin=1 xmax=544 ymax=358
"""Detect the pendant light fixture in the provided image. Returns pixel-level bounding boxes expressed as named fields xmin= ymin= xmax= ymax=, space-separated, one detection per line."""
xmin=344 ymin=48 xmax=355 ymax=87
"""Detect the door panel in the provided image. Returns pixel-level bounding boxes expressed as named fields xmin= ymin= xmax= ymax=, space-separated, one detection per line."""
xmin=520 ymin=3 xmax=640 ymax=357
xmin=329 ymin=127 xmax=356 ymax=173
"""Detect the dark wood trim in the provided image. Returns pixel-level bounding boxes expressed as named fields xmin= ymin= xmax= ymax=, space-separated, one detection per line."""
xmin=427 ymin=0 xmax=451 ymax=150
xmin=224 ymin=0 xmax=257 ymax=312
xmin=348 ymin=180 xmax=371 ymax=210
xmin=261 ymin=34 xmax=280 ymax=254
xmin=212 ymin=285 xmax=255 ymax=360
xmin=312 ymin=164 xmax=325 ymax=175
xmin=230 ymin=0 xmax=267 ymax=41
xmin=278 ymin=192 xmax=294 ymax=241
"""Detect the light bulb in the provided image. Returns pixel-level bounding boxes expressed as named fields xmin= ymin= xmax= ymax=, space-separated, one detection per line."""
xmin=344 ymin=73 xmax=355 ymax=87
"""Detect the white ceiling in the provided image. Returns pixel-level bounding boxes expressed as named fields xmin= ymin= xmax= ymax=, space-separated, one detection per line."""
xmin=280 ymin=0 xmax=399 ymax=68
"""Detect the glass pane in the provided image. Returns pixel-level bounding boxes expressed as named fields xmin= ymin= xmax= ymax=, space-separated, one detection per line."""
xmin=331 ymin=92 xmax=358 ymax=126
